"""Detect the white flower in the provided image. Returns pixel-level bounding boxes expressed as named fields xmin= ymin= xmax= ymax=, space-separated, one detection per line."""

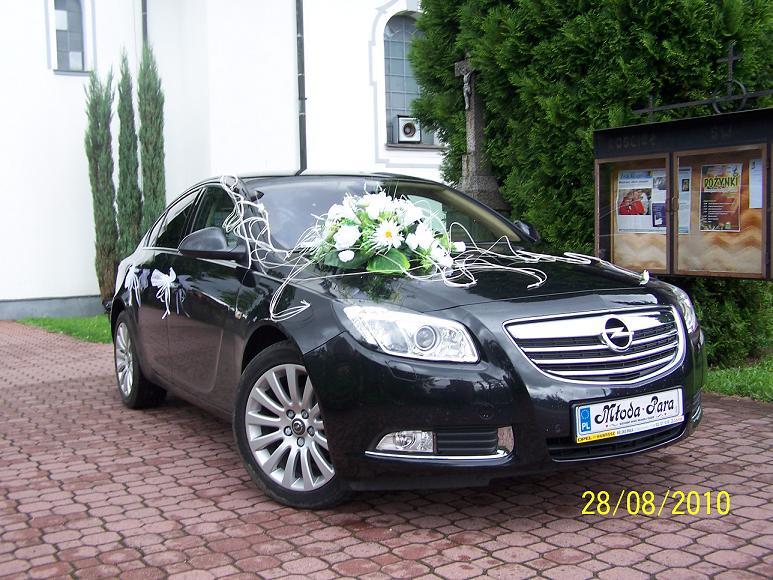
xmin=430 ymin=242 xmax=453 ymax=268
xmin=327 ymin=203 xmax=358 ymax=223
xmin=414 ymin=222 xmax=435 ymax=250
xmin=372 ymin=220 xmax=404 ymax=249
xmin=360 ymin=193 xmax=393 ymax=220
xmin=405 ymin=233 xmax=419 ymax=251
xmin=333 ymin=224 xmax=361 ymax=250
xmin=453 ymin=241 xmax=466 ymax=252
xmin=395 ymin=199 xmax=425 ymax=226
xmin=338 ymin=250 xmax=355 ymax=263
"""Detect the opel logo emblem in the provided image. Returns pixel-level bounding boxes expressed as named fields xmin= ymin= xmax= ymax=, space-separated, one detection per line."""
xmin=601 ymin=317 xmax=633 ymax=351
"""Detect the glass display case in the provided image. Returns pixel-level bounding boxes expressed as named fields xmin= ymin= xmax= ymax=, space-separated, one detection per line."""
xmin=594 ymin=108 xmax=771 ymax=280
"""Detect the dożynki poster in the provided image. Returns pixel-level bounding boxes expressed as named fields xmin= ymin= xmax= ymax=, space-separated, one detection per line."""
xmin=700 ymin=164 xmax=742 ymax=232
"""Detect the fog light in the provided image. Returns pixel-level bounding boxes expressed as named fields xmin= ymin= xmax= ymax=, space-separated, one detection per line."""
xmin=376 ymin=430 xmax=434 ymax=454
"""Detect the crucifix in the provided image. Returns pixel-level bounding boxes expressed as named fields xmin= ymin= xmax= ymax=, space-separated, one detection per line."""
xmin=454 ymin=57 xmax=508 ymax=213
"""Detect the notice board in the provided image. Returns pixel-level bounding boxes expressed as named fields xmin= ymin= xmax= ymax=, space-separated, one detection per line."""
xmin=594 ymin=108 xmax=771 ymax=279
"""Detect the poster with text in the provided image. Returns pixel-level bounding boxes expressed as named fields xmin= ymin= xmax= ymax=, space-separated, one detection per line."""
xmin=700 ymin=164 xmax=742 ymax=232
xmin=749 ymin=159 xmax=763 ymax=209
xmin=678 ymin=167 xmax=691 ymax=234
xmin=616 ymin=170 xmax=664 ymax=234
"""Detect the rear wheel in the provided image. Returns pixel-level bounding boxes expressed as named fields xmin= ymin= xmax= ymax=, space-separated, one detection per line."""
xmin=234 ymin=341 xmax=348 ymax=508
xmin=113 ymin=311 xmax=166 ymax=409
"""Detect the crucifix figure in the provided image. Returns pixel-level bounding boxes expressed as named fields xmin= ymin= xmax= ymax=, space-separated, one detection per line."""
xmin=462 ymin=71 xmax=473 ymax=111
xmin=454 ymin=57 xmax=508 ymax=212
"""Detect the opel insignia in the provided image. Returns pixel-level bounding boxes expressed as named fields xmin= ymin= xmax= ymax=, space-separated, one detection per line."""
xmin=111 ymin=174 xmax=705 ymax=508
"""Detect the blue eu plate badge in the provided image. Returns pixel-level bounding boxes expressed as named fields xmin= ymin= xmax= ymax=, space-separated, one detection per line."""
xmin=578 ymin=406 xmax=592 ymax=434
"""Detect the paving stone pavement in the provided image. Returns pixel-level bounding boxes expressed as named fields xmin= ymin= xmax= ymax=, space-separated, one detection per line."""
xmin=0 ymin=320 xmax=771 ymax=579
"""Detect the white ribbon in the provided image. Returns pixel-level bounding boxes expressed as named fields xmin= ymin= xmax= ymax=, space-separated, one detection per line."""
xmin=151 ymin=267 xmax=176 ymax=319
xmin=124 ymin=264 xmax=142 ymax=306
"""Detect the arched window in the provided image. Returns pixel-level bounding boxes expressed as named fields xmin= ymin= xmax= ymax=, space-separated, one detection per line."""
xmin=384 ymin=14 xmax=430 ymax=145
xmin=54 ymin=0 xmax=84 ymax=71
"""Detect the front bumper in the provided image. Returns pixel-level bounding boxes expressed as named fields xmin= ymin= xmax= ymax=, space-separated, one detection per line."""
xmin=303 ymin=321 xmax=706 ymax=490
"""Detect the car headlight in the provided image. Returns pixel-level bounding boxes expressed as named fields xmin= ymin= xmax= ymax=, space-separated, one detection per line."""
xmin=670 ymin=285 xmax=698 ymax=333
xmin=343 ymin=305 xmax=478 ymax=363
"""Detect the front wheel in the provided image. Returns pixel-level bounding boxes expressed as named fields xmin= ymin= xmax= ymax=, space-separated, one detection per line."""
xmin=233 ymin=341 xmax=348 ymax=508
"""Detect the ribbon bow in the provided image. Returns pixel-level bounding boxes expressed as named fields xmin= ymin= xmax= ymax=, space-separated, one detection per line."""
xmin=124 ymin=264 xmax=142 ymax=306
xmin=151 ymin=267 xmax=176 ymax=319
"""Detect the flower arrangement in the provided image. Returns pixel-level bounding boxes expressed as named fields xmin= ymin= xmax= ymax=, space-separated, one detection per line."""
xmin=312 ymin=192 xmax=465 ymax=275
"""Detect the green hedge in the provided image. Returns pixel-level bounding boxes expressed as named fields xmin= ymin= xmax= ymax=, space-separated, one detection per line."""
xmin=411 ymin=0 xmax=773 ymax=366
xmin=666 ymin=277 xmax=773 ymax=367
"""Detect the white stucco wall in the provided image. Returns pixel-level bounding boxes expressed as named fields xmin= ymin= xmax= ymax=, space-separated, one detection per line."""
xmin=0 ymin=0 xmax=441 ymax=307
xmin=303 ymin=0 xmax=442 ymax=179
xmin=0 ymin=0 xmax=143 ymax=301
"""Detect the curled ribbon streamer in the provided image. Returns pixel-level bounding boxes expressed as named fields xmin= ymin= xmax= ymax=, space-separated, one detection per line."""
xmin=124 ymin=264 xmax=142 ymax=306
xmin=214 ymin=175 xmax=649 ymax=322
xmin=151 ymin=267 xmax=177 ymax=319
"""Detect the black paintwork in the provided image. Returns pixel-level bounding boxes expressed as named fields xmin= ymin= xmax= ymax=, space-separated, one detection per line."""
xmin=112 ymin=174 xmax=705 ymax=490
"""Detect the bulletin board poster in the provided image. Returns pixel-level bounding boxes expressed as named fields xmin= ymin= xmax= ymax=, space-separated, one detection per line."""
xmin=677 ymin=167 xmax=692 ymax=234
xmin=699 ymin=164 xmax=742 ymax=232
xmin=616 ymin=170 xmax=667 ymax=234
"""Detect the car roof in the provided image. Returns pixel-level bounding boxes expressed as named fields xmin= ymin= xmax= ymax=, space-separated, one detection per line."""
xmin=183 ymin=172 xmax=442 ymax=200
xmin=239 ymin=172 xmax=439 ymax=188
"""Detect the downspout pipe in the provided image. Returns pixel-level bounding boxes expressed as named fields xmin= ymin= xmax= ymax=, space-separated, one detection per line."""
xmin=141 ymin=0 xmax=148 ymax=44
xmin=295 ymin=0 xmax=308 ymax=175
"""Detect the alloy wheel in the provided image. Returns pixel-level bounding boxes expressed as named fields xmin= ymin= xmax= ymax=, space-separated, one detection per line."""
xmin=244 ymin=363 xmax=334 ymax=491
xmin=114 ymin=322 xmax=134 ymax=397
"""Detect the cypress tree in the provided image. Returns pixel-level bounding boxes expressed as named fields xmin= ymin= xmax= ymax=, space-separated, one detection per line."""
xmin=84 ymin=71 xmax=118 ymax=303
xmin=116 ymin=51 xmax=142 ymax=258
xmin=138 ymin=44 xmax=166 ymax=233
xmin=411 ymin=0 xmax=773 ymax=366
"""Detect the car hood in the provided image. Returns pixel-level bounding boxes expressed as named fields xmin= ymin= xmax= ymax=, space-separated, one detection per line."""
xmin=289 ymin=259 xmax=658 ymax=313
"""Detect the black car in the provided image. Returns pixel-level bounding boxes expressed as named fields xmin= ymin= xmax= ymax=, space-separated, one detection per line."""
xmin=111 ymin=173 xmax=705 ymax=508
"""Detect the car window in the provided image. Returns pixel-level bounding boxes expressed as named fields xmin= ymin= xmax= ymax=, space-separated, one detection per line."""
xmin=145 ymin=215 xmax=165 ymax=248
xmin=153 ymin=190 xmax=199 ymax=249
xmin=252 ymin=178 xmax=521 ymax=250
xmin=190 ymin=186 xmax=239 ymax=246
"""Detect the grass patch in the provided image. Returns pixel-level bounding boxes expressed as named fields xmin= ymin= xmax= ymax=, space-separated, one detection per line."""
xmin=705 ymin=354 xmax=772 ymax=402
xmin=20 ymin=315 xmax=112 ymax=344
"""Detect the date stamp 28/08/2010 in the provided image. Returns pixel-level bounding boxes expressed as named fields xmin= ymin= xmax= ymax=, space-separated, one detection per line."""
xmin=581 ymin=489 xmax=731 ymax=517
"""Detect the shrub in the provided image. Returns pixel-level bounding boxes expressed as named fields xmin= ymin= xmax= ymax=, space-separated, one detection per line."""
xmin=138 ymin=44 xmax=166 ymax=233
xmin=84 ymin=71 xmax=118 ymax=302
xmin=116 ymin=51 xmax=143 ymax=259
xmin=668 ymin=277 xmax=773 ymax=367
xmin=411 ymin=0 xmax=773 ymax=365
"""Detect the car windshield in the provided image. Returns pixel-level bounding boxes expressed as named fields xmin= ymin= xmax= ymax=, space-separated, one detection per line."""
xmin=245 ymin=177 xmax=521 ymax=250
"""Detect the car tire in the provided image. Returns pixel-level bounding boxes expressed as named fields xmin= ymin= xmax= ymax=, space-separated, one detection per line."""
xmin=113 ymin=311 xmax=166 ymax=409
xmin=234 ymin=340 xmax=349 ymax=508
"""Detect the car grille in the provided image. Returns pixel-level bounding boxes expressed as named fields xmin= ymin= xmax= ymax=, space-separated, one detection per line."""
xmin=547 ymin=424 xmax=683 ymax=461
xmin=505 ymin=308 xmax=684 ymax=384
xmin=435 ymin=428 xmax=498 ymax=456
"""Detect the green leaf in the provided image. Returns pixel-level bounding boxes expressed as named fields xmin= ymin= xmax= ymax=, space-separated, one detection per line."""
xmin=322 ymin=250 xmax=368 ymax=270
xmin=367 ymin=248 xmax=410 ymax=274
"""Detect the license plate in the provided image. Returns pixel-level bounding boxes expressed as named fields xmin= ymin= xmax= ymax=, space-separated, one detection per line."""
xmin=574 ymin=388 xmax=683 ymax=444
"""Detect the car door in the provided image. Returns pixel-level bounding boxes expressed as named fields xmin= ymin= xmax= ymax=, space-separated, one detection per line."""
xmin=134 ymin=190 xmax=199 ymax=383
xmin=167 ymin=185 xmax=249 ymax=400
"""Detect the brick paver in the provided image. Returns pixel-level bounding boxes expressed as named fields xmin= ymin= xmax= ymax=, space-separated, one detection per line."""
xmin=0 ymin=321 xmax=771 ymax=578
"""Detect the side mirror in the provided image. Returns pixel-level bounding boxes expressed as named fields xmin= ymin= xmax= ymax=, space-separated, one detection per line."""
xmin=179 ymin=227 xmax=247 ymax=261
xmin=512 ymin=219 xmax=541 ymax=244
